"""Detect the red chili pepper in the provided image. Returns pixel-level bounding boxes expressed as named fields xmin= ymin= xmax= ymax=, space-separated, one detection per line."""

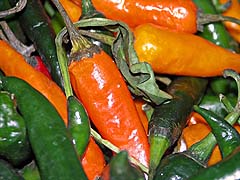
xmin=91 ymin=0 xmax=198 ymax=33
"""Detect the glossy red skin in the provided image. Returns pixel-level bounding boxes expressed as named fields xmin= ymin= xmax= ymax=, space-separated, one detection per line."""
xmin=69 ymin=50 xmax=149 ymax=167
xmin=91 ymin=0 xmax=198 ymax=33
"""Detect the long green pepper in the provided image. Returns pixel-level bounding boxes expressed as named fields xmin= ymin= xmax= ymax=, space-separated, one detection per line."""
xmin=0 ymin=75 xmax=88 ymax=180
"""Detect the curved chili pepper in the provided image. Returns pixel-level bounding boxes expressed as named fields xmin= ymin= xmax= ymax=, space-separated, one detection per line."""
xmin=0 ymin=40 xmax=68 ymax=124
xmin=91 ymin=0 xmax=198 ymax=33
xmin=52 ymin=0 xmax=150 ymax=168
xmin=0 ymin=75 xmax=88 ymax=180
xmin=194 ymin=105 xmax=240 ymax=158
xmin=133 ymin=23 xmax=240 ymax=77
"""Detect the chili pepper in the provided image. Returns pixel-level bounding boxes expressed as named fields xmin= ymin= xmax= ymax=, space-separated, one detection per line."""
xmin=54 ymin=7 xmax=106 ymax=180
xmin=193 ymin=0 xmax=239 ymax=52
xmin=52 ymin=0 xmax=150 ymax=168
xmin=187 ymin=146 xmax=240 ymax=180
xmin=67 ymin=95 xmax=90 ymax=157
xmin=91 ymin=0 xmax=198 ymax=33
xmin=133 ymin=23 xmax=240 ymax=77
xmin=0 ymin=75 xmax=88 ymax=180
xmin=194 ymin=105 xmax=240 ymax=158
xmin=0 ymin=159 xmax=24 ymax=180
xmin=100 ymin=151 xmax=146 ymax=180
xmin=148 ymin=77 xmax=207 ymax=179
xmin=0 ymin=91 xmax=32 ymax=167
xmin=8 ymin=0 xmax=64 ymax=89
xmin=0 ymin=40 xmax=68 ymax=124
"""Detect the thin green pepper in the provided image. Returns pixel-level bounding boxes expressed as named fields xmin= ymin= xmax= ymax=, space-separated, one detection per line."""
xmin=148 ymin=77 xmax=207 ymax=180
xmin=0 ymin=75 xmax=88 ymax=180
xmin=67 ymin=95 xmax=91 ymax=157
xmin=194 ymin=105 xmax=240 ymax=158
xmin=0 ymin=91 xmax=32 ymax=167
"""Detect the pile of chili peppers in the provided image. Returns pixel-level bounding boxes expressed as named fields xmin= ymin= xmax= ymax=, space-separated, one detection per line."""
xmin=0 ymin=0 xmax=240 ymax=179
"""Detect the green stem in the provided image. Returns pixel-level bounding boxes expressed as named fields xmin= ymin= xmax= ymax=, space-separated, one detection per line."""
xmin=55 ymin=28 xmax=73 ymax=98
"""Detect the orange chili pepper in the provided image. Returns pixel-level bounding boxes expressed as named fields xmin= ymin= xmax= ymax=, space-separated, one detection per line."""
xmin=133 ymin=23 xmax=240 ymax=77
xmin=0 ymin=40 xmax=68 ymax=124
xmin=69 ymin=49 xmax=150 ymax=167
xmin=59 ymin=0 xmax=82 ymax=22
xmin=220 ymin=0 xmax=240 ymax=43
xmin=81 ymin=138 xmax=106 ymax=180
xmin=91 ymin=0 xmax=198 ymax=33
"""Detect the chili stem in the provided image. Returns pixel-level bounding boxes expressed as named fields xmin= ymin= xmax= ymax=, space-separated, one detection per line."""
xmin=0 ymin=0 xmax=27 ymax=18
xmin=51 ymin=0 xmax=92 ymax=53
xmin=55 ymin=27 xmax=73 ymax=98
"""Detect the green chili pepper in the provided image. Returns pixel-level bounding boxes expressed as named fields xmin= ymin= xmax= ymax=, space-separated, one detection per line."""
xmin=187 ymin=146 xmax=240 ymax=180
xmin=0 ymin=159 xmax=24 ymax=180
xmin=194 ymin=105 xmax=240 ymax=158
xmin=67 ymin=95 xmax=91 ymax=157
xmin=0 ymin=75 xmax=88 ymax=180
xmin=106 ymin=151 xmax=145 ymax=180
xmin=0 ymin=91 xmax=32 ymax=167
xmin=8 ymin=0 xmax=64 ymax=89
xmin=148 ymin=77 xmax=208 ymax=180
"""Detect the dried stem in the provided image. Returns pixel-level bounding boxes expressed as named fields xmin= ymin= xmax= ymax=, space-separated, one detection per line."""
xmin=0 ymin=0 xmax=27 ymax=18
